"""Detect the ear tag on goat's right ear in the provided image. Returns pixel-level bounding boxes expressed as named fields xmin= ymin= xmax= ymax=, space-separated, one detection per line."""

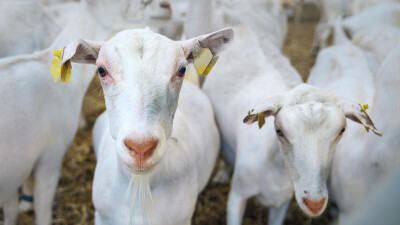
xmin=360 ymin=104 xmax=372 ymax=132
xmin=50 ymin=49 xmax=63 ymax=83
xmin=258 ymin=113 xmax=265 ymax=129
xmin=193 ymin=47 xmax=213 ymax=75
xmin=248 ymin=109 xmax=254 ymax=115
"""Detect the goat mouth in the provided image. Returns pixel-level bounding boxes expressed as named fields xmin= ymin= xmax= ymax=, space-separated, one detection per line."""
xmin=304 ymin=206 xmax=323 ymax=216
xmin=121 ymin=152 xmax=156 ymax=174
xmin=126 ymin=163 xmax=155 ymax=175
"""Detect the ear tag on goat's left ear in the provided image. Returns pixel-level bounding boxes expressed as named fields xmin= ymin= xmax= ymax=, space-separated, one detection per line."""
xmin=203 ymin=56 xmax=219 ymax=75
xmin=258 ymin=113 xmax=265 ymax=129
xmin=50 ymin=49 xmax=63 ymax=83
xmin=360 ymin=104 xmax=372 ymax=132
xmin=193 ymin=47 xmax=213 ymax=75
xmin=60 ymin=60 xmax=72 ymax=82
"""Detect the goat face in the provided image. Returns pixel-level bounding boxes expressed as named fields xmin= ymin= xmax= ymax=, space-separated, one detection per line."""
xmin=60 ymin=28 xmax=234 ymax=173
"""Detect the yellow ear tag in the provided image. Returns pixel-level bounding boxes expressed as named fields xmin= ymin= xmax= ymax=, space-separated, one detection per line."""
xmin=361 ymin=104 xmax=369 ymax=111
xmin=360 ymin=104 xmax=372 ymax=132
xmin=248 ymin=109 xmax=254 ymax=115
xmin=193 ymin=47 xmax=213 ymax=75
xmin=203 ymin=56 xmax=219 ymax=75
xmin=258 ymin=112 xmax=265 ymax=129
xmin=60 ymin=60 xmax=72 ymax=82
xmin=50 ymin=49 xmax=63 ymax=83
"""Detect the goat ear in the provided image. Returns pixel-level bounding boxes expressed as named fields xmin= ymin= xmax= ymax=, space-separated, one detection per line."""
xmin=179 ymin=28 xmax=233 ymax=75
xmin=337 ymin=100 xmax=382 ymax=136
xmin=50 ymin=39 xmax=104 ymax=82
xmin=180 ymin=28 xmax=234 ymax=57
xmin=243 ymin=96 xmax=283 ymax=129
xmin=61 ymin=39 xmax=104 ymax=65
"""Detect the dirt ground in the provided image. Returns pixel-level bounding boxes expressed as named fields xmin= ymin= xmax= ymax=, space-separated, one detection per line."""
xmin=7 ymin=4 xmax=334 ymax=225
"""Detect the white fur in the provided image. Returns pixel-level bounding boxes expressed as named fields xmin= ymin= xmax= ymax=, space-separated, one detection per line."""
xmin=0 ymin=1 xmax=171 ymax=224
xmin=219 ymin=0 xmax=299 ymax=86
xmin=87 ymin=28 xmax=233 ymax=224
xmin=352 ymin=25 xmax=400 ymax=70
xmin=202 ymin=26 xmax=304 ymax=225
xmin=307 ymin=26 xmax=395 ymax=224
xmin=329 ymin=45 xmax=400 ymax=224
xmin=40 ymin=0 xmax=77 ymax=5
xmin=43 ymin=2 xmax=80 ymax=27
xmin=311 ymin=0 xmax=399 ymax=54
xmin=349 ymin=0 xmax=400 ymax=15
xmin=311 ymin=0 xmax=349 ymax=54
xmin=189 ymin=2 xmax=300 ymax=224
xmin=343 ymin=2 xmax=400 ymax=37
xmin=184 ymin=0 xmax=301 ymax=87
xmin=160 ymin=0 xmax=187 ymax=40
xmin=183 ymin=0 xmax=290 ymax=49
xmin=184 ymin=0 xmax=224 ymax=40
xmin=204 ymin=24 xmax=379 ymax=224
xmin=308 ymin=20 xmax=375 ymax=99
xmin=92 ymin=84 xmax=217 ymax=225
xmin=218 ymin=0 xmax=288 ymax=50
xmin=0 ymin=1 xmax=60 ymax=58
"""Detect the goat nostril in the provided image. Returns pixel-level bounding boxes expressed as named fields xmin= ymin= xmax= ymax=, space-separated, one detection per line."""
xmin=124 ymin=138 xmax=158 ymax=159
xmin=304 ymin=190 xmax=308 ymax=194
xmin=124 ymin=140 xmax=133 ymax=151
xmin=160 ymin=1 xmax=170 ymax=9
xmin=144 ymin=147 xmax=155 ymax=157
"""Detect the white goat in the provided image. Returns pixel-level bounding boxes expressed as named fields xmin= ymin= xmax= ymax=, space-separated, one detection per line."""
xmin=349 ymin=0 xmax=399 ymax=14
xmin=341 ymin=169 xmax=400 ymax=225
xmin=43 ymin=1 xmax=80 ymax=27
xmin=189 ymin=2 xmax=301 ymax=224
xmin=331 ymin=16 xmax=400 ymax=81
xmin=352 ymin=25 xmax=400 ymax=68
xmin=64 ymin=27 xmax=234 ymax=224
xmin=0 ymin=1 xmax=60 ymax=58
xmin=311 ymin=0 xmax=400 ymax=55
xmin=0 ymin=1 xmax=171 ymax=224
xmin=185 ymin=0 xmax=288 ymax=50
xmin=41 ymin=0 xmax=77 ymax=4
xmin=184 ymin=0 xmax=299 ymax=87
xmin=159 ymin=0 xmax=188 ymax=40
xmin=343 ymin=2 xmax=400 ymax=38
xmin=308 ymin=16 xmax=377 ymax=93
xmin=202 ymin=28 xmax=292 ymax=225
xmin=329 ymin=45 xmax=400 ymax=224
xmin=311 ymin=0 xmax=349 ymax=54
xmin=307 ymin=16 xmax=398 ymax=224
xmin=202 ymin=24 xmax=377 ymax=225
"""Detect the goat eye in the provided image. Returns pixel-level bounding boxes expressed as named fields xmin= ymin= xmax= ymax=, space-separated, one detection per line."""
xmin=276 ymin=129 xmax=284 ymax=137
xmin=341 ymin=127 xmax=346 ymax=133
xmin=178 ymin=66 xmax=186 ymax=77
xmin=98 ymin=66 xmax=108 ymax=77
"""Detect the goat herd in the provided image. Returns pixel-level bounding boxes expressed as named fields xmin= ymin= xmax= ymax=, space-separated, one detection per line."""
xmin=1 ymin=0 xmax=400 ymax=224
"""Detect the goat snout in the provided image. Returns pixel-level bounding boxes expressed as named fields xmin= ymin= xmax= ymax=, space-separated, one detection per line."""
xmin=159 ymin=1 xmax=171 ymax=9
xmin=303 ymin=197 xmax=326 ymax=215
xmin=124 ymin=138 xmax=158 ymax=162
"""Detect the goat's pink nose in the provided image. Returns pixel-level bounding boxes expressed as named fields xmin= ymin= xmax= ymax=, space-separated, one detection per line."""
xmin=160 ymin=1 xmax=171 ymax=9
xmin=124 ymin=138 xmax=158 ymax=162
xmin=303 ymin=198 xmax=326 ymax=214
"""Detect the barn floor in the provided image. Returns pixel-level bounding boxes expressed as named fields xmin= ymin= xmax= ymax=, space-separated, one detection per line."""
xmin=6 ymin=4 xmax=333 ymax=225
